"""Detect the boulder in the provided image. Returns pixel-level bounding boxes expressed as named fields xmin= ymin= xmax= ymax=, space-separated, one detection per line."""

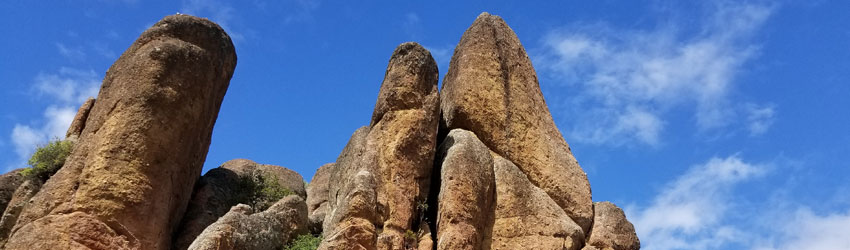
xmin=65 ymin=97 xmax=96 ymax=141
xmin=307 ymin=163 xmax=334 ymax=234
xmin=584 ymin=202 xmax=640 ymax=250
xmin=4 ymin=14 xmax=236 ymax=250
xmin=435 ymin=129 xmax=495 ymax=250
xmin=0 ymin=169 xmax=24 ymax=214
xmin=440 ymin=12 xmax=593 ymax=232
xmin=0 ymin=179 xmax=41 ymax=246
xmin=321 ymin=42 xmax=440 ymax=250
xmin=489 ymin=154 xmax=583 ymax=250
xmin=187 ymin=195 xmax=309 ymax=250
xmin=173 ymin=159 xmax=306 ymax=250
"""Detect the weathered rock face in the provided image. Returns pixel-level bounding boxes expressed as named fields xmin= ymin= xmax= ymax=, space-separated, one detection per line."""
xmin=187 ymin=195 xmax=309 ymax=250
xmin=584 ymin=202 xmax=640 ymax=250
xmin=307 ymin=163 xmax=334 ymax=234
xmin=321 ymin=42 xmax=440 ymax=250
xmin=489 ymin=154 xmax=583 ymax=250
xmin=173 ymin=159 xmax=306 ymax=250
xmin=439 ymin=12 xmax=594 ymax=232
xmin=0 ymin=179 xmax=41 ymax=246
xmin=0 ymin=169 xmax=24 ymax=214
xmin=4 ymin=14 xmax=236 ymax=250
xmin=65 ymin=97 xmax=96 ymax=141
xmin=435 ymin=129 xmax=495 ymax=250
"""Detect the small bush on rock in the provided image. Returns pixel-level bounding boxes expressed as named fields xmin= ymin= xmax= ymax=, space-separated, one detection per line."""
xmin=283 ymin=234 xmax=322 ymax=250
xmin=21 ymin=138 xmax=73 ymax=181
xmin=237 ymin=169 xmax=293 ymax=212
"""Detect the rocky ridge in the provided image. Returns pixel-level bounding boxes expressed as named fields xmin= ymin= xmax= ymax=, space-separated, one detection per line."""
xmin=0 ymin=12 xmax=638 ymax=250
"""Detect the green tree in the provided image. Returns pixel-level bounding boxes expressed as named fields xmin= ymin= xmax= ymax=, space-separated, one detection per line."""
xmin=283 ymin=234 xmax=322 ymax=250
xmin=237 ymin=169 xmax=293 ymax=212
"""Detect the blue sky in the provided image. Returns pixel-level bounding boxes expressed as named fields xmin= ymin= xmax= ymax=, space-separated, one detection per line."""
xmin=1 ymin=1 xmax=848 ymax=249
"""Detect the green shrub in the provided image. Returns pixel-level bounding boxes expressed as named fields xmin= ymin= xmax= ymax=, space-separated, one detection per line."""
xmin=283 ymin=234 xmax=322 ymax=250
xmin=21 ymin=139 xmax=73 ymax=181
xmin=237 ymin=169 xmax=293 ymax=212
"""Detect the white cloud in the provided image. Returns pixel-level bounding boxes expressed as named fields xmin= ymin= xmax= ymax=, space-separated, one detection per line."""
xmin=7 ymin=68 xmax=100 ymax=171
xmin=746 ymin=104 xmax=776 ymax=136
xmin=537 ymin=3 xmax=774 ymax=146
xmin=754 ymin=208 xmax=850 ymax=250
xmin=56 ymin=43 xmax=86 ymax=61
xmin=627 ymin=155 xmax=765 ymax=250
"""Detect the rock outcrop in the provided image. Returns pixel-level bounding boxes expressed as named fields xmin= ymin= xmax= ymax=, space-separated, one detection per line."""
xmin=0 ymin=179 xmax=41 ymax=246
xmin=583 ymin=202 xmax=640 ymax=250
xmin=65 ymin=97 xmax=96 ymax=141
xmin=321 ymin=42 xmax=440 ymax=249
xmin=3 ymin=14 xmax=236 ymax=250
xmin=306 ymin=163 xmax=334 ymax=234
xmin=0 ymin=169 xmax=24 ymax=214
xmin=187 ymin=195 xmax=309 ymax=250
xmin=173 ymin=159 xmax=306 ymax=250
xmin=435 ymin=129 xmax=495 ymax=250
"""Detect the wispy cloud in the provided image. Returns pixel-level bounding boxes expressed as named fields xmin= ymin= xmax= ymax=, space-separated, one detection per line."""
xmin=7 ymin=68 xmax=100 ymax=172
xmin=536 ymin=3 xmax=775 ymax=146
xmin=56 ymin=43 xmax=86 ymax=62
xmin=181 ymin=0 xmax=244 ymax=42
xmin=627 ymin=155 xmax=765 ymax=250
xmin=746 ymin=103 xmax=776 ymax=136
xmin=754 ymin=208 xmax=850 ymax=250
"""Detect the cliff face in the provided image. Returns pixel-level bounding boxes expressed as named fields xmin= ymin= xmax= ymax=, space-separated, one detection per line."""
xmin=0 ymin=12 xmax=638 ymax=250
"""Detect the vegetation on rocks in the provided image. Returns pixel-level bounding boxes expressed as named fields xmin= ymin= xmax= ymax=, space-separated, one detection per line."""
xmin=282 ymin=234 xmax=322 ymax=250
xmin=21 ymin=138 xmax=73 ymax=181
xmin=237 ymin=169 xmax=294 ymax=212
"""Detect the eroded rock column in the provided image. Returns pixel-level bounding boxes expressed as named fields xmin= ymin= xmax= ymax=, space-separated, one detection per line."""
xmin=4 ymin=14 xmax=236 ymax=250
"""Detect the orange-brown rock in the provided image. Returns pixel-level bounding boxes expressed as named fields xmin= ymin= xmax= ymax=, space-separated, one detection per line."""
xmin=440 ymin=12 xmax=593 ymax=232
xmin=4 ymin=14 xmax=236 ymax=250
xmin=321 ymin=42 xmax=440 ymax=250
xmin=489 ymin=154 xmax=583 ymax=250
xmin=435 ymin=129 xmax=495 ymax=250
xmin=307 ymin=163 xmax=334 ymax=234
xmin=173 ymin=159 xmax=305 ymax=250
xmin=187 ymin=195 xmax=309 ymax=250
xmin=584 ymin=202 xmax=640 ymax=250
xmin=0 ymin=179 xmax=40 ymax=245
xmin=0 ymin=169 xmax=24 ymax=214
xmin=65 ymin=97 xmax=96 ymax=140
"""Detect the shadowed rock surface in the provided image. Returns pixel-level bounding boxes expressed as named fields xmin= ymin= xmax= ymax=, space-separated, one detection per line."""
xmin=583 ymin=202 xmax=640 ymax=250
xmin=320 ymin=42 xmax=440 ymax=250
xmin=173 ymin=159 xmax=306 ymax=250
xmin=0 ymin=169 xmax=24 ymax=214
xmin=3 ymin=14 xmax=236 ymax=250
xmin=435 ymin=129 xmax=495 ymax=250
xmin=187 ymin=195 xmax=309 ymax=250
xmin=439 ymin=12 xmax=594 ymax=233
xmin=307 ymin=163 xmax=334 ymax=234
xmin=0 ymin=179 xmax=41 ymax=246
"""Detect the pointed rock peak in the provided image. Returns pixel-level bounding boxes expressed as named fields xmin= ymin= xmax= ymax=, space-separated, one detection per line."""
xmin=370 ymin=42 xmax=439 ymax=127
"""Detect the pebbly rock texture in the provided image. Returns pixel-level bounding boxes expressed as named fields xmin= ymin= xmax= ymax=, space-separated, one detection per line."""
xmin=187 ymin=195 xmax=309 ymax=250
xmin=4 ymin=14 xmax=236 ymax=250
xmin=306 ymin=163 xmax=334 ymax=234
xmin=320 ymin=42 xmax=440 ymax=250
xmin=439 ymin=12 xmax=594 ymax=233
xmin=489 ymin=154 xmax=584 ymax=250
xmin=0 ymin=169 xmax=24 ymax=214
xmin=583 ymin=202 xmax=640 ymax=250
xmin=65 ymin=97 xmax=96 ymax=141
xmin=173 ymin=159 xmax=307 ymax=250
xmin=435 ymin=129 xmax=495 ymax=250
xmin=0 ymin=179 xmax=41 ymax=246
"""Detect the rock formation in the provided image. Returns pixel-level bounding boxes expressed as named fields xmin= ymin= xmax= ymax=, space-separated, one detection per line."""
xmin=187 ymin=195 xmax=308 ymax=250
xmin=65 ymin=97 xmax=96 ymax=141
xmin=3 ymin=14 xmax=236 ymax=250
xmin=440 ymin=12 xmax=593 ymax=233
xmin=173 ymin=159 xmax=307 ymax=250
xmin=0 ymin=11 xmax=639 ymax=250
xmin=306 ymin=163 xmax=334 ymax=234
xmin=320 ymin=42 xmax=440 ymax=250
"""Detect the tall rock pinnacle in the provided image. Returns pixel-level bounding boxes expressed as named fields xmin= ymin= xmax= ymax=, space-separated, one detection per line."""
xmin=440 ymin=12 xmax=594 ymax=232
xmin=3 ymin=14 xmax=236 ymax=250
